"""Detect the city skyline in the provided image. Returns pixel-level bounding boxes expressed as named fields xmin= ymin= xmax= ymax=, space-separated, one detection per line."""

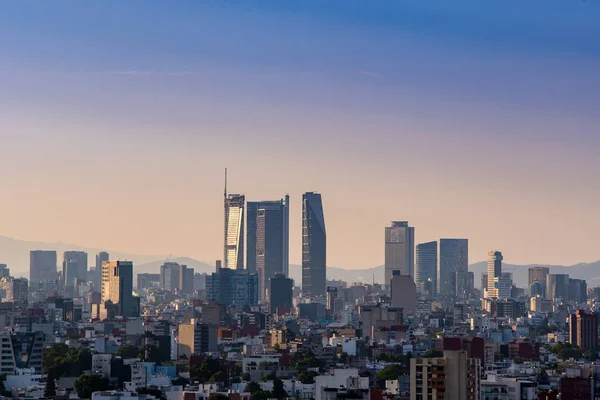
xmin=1 ymin=1 xmax=599 ymax=270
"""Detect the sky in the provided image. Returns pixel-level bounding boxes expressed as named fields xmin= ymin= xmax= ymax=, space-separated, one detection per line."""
xmin=0 ymin=0 xmax=599 ymax=269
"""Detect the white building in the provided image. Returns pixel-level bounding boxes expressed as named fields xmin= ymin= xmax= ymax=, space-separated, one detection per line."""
xmin=93 ymin=354 xmax=112 ymax=378
xmin=315 ymin=369 xmax=369 ymax=400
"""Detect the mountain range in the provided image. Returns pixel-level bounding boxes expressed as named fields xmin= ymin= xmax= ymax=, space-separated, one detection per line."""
xmin=1 ymin=235 xmax=600 ymax=288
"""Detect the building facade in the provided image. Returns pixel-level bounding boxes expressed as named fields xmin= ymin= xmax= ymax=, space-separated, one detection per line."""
xmin=302 ymin=192 xmax=326 ymax=297
xmin=569 ymin=309 xmax=598 ymax=351
xmin=247 ymin=196 xmax=290 ymax=300
xmin=269 ymin=274 xmax=293 ymax=314
xmin=101 ymin=261 xmax=139 ymax=319
xmin=63 ymin=251 xmax=88 ymax=283
xmin=384 ymin=221 xmax=414 ymax=287
xmin=415 ymin=241 xmax=437 ymax=294
xmin=546 ymin=274 xmax=569 ymax=301
xmin=437 ymin=239 xmax=468 ymax=298
xmin=487 ymin=251 xmax=503 ymax=299
xmin=224 ymin=192 xmax=245 ymax=270
xmin=205 ymin=268 xmax=258 ymax=308
xmin=29 ymin=250 xmax=57 ymax=287
xmin=528 ymin=266 xmax=549 ymax=286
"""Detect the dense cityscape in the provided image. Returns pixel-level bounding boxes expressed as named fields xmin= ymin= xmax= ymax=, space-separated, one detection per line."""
xmin=0 ymin=176 xmax=597 ymax=400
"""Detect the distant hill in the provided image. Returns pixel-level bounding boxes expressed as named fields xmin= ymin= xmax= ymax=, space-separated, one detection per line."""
xmin=2 ymin=235 xmax=599 ymax=288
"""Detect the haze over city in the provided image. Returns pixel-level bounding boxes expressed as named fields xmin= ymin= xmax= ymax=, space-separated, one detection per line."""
xmin=1 ymin=0 xmax=599 ymax=270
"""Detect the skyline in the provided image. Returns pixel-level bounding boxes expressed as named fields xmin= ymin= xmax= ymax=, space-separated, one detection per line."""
xmin=1 ymin=1 xmax=599 ymax=269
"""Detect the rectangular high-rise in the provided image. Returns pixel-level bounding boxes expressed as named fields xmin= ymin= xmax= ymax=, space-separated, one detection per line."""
xmin=569 ymin=310 xmax=598 ymax=351
xmin=29 ymin=250 xmax=57 ymax=286
xmin=437 ymin=239 xmax=468 ymax=298
xmin=224 ymin=193 xmax=245 ymax=270
xmin=101 ymin=260 xmax=138 ymax=319
xmin=415 ymin=241 xmax=437 ymax=293
xmin=384 ymin=221 xmax=414 ymax=287
xmin=487 ymin=251 xmax=503 ymax=299
xmin=302 ymin=192 xmax=326 ymax=297
xmin=63 ymin=251 xmax=88 ymax=283
xmin=270 ymin=274 xmax=293 ymax=314
xmin=94 ymin=252 xmax=109 ymax=291
xmin=160 ymin=262 xmax=180 ymax=292
xmin=247 ymin=195 xmax=290 ymax=300
xmin=528 ymin=266 xmax=549 ymax=286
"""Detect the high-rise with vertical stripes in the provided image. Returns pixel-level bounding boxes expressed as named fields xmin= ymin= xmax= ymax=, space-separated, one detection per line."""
xmin=302 ymin=192 xmax=326 ymax=297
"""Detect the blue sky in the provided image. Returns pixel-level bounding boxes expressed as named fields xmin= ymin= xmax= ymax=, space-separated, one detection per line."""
xmin=0 ymin=1 xmax=599 ymax=269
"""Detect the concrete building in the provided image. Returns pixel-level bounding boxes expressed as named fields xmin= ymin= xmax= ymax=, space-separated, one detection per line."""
xmin=569 ymin=309 xmax=598 ymax=351
xmin=0 ymin=265 xmax=9 ymax=278
xmin=160 ymin=262 xmax=180 ymax=292
xmin=205 ymin=268 xmax=258 ymax=308
xmin=29 ymin=250 xmax=57 ymax=286
xmin=410 ymin=350 xmax=481 ymax=400
xmin=136 ymin=273 xmax=160 ymax=291
xmin=1 ymin=277 xmax=28 ymax=305
xmin=415 ymin=241 xmax=437 ymax=294
xmin=385 ymin=221 xmax=414 ymax=287
xmin=359 ymin=303 xmax=404 ymax=341
xmin=546 ymin=274 xmax=569 ymax=301
xmin=92 ymin=353 xmax=112 ymax=378
xmin=487 ymin=251 xmax=503 ymax=299
xmin=438 ymin=239 xmax=468 ymax=299
xmin=178 ymin=264 xmax=194 ymax=296
xmin=326 ymin=287 xmax=344 ymax=320
xmin=63 ymin=251 xmax=88 ymax=283
xmin=178 ymin=319 xmax=218 ymax=357
xmin=101 ymin=261 xmax=139 ymax=319
xmin=302 ymin=192 xmax=326 ymax=297
xmin=569 ymin=278 xmax=587 ymax=304
xmin=247 ymin=196 xmax=290 ymax=299
xmin=528 ymin=266 xmax=549 ymax=286
xmin=315 ymin=369 xmax=369 ymax=400
xmin=480 ymin=375 xmax=537 ymax=400
xmin=94 ymin=252 xmax=110 ymax=291
xmin=0 ymin=332 xmax=45 ymax=374
xmin=390 ymin=270 xmax=417 ymax=315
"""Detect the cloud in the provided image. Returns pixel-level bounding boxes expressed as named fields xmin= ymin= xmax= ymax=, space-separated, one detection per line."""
xmin=358 ymin=70 xmax=379 ymax=77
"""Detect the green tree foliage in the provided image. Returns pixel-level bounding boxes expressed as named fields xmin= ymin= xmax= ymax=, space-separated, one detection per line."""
xmin=115 ymin=345 xmax=141 ymax=359
xmin=74 ymin=374 xmax=110 ymax=399
xmin=44 ymin=343 xmax=93 ymax=377
xmin=250 ymin=390 xmax=272 ymax=400
xmin=584 ymin=350 xmax=599 ymax=361
xmin=172 ymin=376 xmax=190 ymax=387
xmin=137 ymin=386 xmax=166 ymax=400
xmin=292 ymin=349 xmax=324 ymax=370
xmin=190 ymin=357 xmax=224 ymax=384
xmin=297 ymin=369 xmax=319 ymax=384
xmin=244 ymin=381 xmax=262 ymax=394
xmin=272 ymin=378 xmax=287 ymax=400
xmin=421 ymin=350 xmax=443 ymax=358
xmin=547 ymin=342 xmax=583 ymax=360
xmin=44 ymin=370 xmax=57 ymax=398
xmin=0 ymin=374 xmax=11 ymax=397
xmin=377 ymin=364 xmax=408 ymax=382
xmin=260 ymin=373 xmax=275 ymax=382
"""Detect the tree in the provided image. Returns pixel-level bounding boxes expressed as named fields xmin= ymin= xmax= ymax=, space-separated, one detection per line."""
xmin=209 ymin=370 xmax=228 ymax=384
xmin=244 ymin=381 xmax=261 ymax=394
xmin=297 ymin=369 xmax=319 ymax=384
xmin=272 ymin=378 xmax=287 ymax=400
xmin=44 ymin=370 xmax=57 ymax=398
xmin=584 ymin=350 xmax=599 ymax=361
xmin=421 ymin=350 xmax=443 ymax=358
xmin=190 ymin=357 xmax=222 ymax=383
xmin=172 ymin=376 xmax=190 ymax=387
xmin=116 ymin=345 xmax=141 ymax=359
xmin=0 ymin=374 xmax=11 ymax=397
xmin=137 ymin=386 xmax=166 ymax=400
xmin=44 ymin=343 xmax=93 ymax=377
xmin=377 ymin=364 xmax=408 ymax=383
xmin=251 ymin=390 xmax=272 ymax=400
xmin=74 ymin=374 xmax=109 ymax=399
xmin=260 ymin=373 xmax=275 ymax=382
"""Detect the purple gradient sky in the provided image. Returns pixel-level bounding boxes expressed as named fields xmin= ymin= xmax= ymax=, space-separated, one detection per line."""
xmin=0 ymin=1 xmax=599 ymax=268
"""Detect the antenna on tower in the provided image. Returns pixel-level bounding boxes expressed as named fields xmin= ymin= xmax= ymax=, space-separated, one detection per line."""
xmin=224 ymin=167 xmax=228 ymax=198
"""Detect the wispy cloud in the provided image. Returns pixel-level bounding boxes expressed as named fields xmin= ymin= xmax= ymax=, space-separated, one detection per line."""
xmin=359 ymin=70 xmax=379 ymax=77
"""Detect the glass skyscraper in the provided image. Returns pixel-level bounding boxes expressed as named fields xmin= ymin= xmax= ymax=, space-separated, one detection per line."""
xmin=246 ymin=195 xmax=289 ymax=301
xmin=302 ymin=192 xmax=326 ymax=297
xmin=415 ymin=241 xmax=437 ymax=293
xmin=384 ymin=221 xmax=415 ymax=287
xmin=224 ymin=193 xmax=245 ymax=270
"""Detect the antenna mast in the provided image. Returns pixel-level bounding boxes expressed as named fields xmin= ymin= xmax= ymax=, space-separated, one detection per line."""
xmin=224 ymin=167 xmax=228 ymax=198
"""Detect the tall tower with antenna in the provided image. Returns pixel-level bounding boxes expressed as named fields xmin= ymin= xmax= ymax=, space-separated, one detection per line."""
xmin=223 ymin=168 xmax=245 ymax=270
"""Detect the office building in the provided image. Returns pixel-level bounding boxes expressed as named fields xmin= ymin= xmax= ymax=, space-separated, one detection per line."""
xmin=1 ymin=277 xmax=28 ymax=305
xmin=410 ymin=350 xmax=481 ymax=400
xmin=528 ymin=266 xmax=549 ymax=286
xmin=94 ymin=252 xmax=109 ymax=290
xmin=569 ymin=278 xmax=587 ymax=304
xmin=384 ymin=221 xmax=414 ymax=287
xmin=487 ymin=251 xmax=503 ymax=299
xmin=496 ymin=272 xmax=512 ymax=300
xmin=302 ymin=192 xmax=326 ymax=297
xmin=481 ymin=273 xmax=488 ymax=295
xmin=456 ymin=271 xmax=475 ymax=299
xmin=29 ymin=250 xmax=57 ymax=286
xmin=136 ymin=273 xmax=160 ymax=291
xmin=0 ymin=265 xmax=9 ymax=279
xmin=247 ymin=196 xmax=290 ymax=300
xmin=224 ymin=172 xmax=245 ymax=270
xmin=63 ymin=251 xmax=88 ymax=282
xmin=205 ymin=268 xmax=258 ymax=308
xmin=179 ymin=265 xmax=194 ymax=295
xmin=390 ymin=270 xmax=417 ymax=315
xmin=415 ymin=241 xmax=437 ymax=294
xmin=178 ymin=318 xmax=218 ymax=357
xmin=326 ymin=286 xmax=345 ymax=320
xmin=546 ymin=274 xmax=569 ymax=301
xmin=269 ymin=274 xmax=293 ymax=314
xmin=62 ymin=259 xmax=79 ymax=297
xmin=160 ymin=262 xmax=179 ymax=292
xmin=101 ymin=261 xmax=139 ymax=319
xmin=569 ymin=310 xmax=598 ymax=351
xmin=437 ymin=239 xmax=468 ymax=298
xmin=0 ymin=332 xmax=45 ymax=374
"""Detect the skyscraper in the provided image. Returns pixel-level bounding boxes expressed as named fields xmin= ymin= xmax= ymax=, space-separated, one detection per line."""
xmin=205 ymin=268 xmax=258 ymax=307
xmin=569 ymin=310 xmax=598 ymax=351
xmin=415 ymin=241 xmax=437 ymax=293
xmin=437 ymin=239 xmax=468 ymax=298
xmin=269 ymin=274 xmax=293 ymax=314
xmin=546 ymin=274 xmax=569 ymax=300
xmin=247 ymin=196 xmax=290 ymax=300
xmin=224 ymin=172 xmax=245 ymax=270
xmin=384 ymin=221 xmax=414 ymax=287
xmin=160 ymin=262 xmax=180 ymax=292
xmin=94 ymin=252 xmax=109 ymax=290
xmin=528 ymin=266 xmax=549 ymax=286
xmin=62 ymin=259 xmax=79 ymax=297
xmin=101 ymin=260 xmax=138 ymax=319
xmin=63 ymin=251 xmax=88 ymax=283
xmin=29 ymin=250 xmax=57 ymax=286
xmin=302 ymin=192 xmax=326 ymax=297
xmin=178 ymin=264 xmax=194 ymax=295
xmin=487 ymin=250 xmax=503 ymax=299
